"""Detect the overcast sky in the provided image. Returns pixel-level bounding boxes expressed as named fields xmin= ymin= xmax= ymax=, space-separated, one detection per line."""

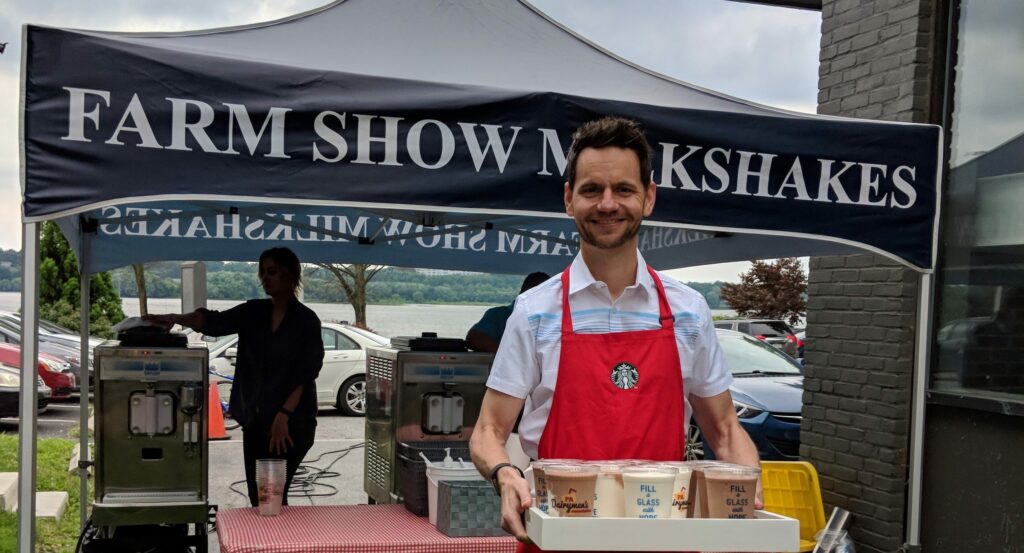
xmin=0 ymin=0 xmax=820 ymax=282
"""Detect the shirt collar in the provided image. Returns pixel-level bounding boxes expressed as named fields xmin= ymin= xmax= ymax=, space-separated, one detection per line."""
xmin=567 ymin=249 xmax=655 ymax=296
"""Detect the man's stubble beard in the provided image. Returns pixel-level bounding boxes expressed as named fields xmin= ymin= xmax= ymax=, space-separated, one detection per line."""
xmin=577 ymin=218 xmax=643 ymax=251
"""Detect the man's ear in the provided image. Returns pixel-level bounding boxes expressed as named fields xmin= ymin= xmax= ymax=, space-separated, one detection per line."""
xmin=643 ymin=181 xmax=656 ymax=217
xmin=564 ymin=182 xmax=574 ymax=216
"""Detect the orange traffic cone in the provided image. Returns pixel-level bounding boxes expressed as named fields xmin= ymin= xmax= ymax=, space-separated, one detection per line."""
xmin=208 ymin=382 xmax=230 ymax=440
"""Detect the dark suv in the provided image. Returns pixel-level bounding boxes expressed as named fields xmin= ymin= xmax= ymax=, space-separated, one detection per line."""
xmin=713 ymin=319 xmax=799 ymax=358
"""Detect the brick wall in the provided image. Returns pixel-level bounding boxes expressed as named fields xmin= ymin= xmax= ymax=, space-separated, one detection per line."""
xmin=805 ymin=1 xmax=940 ymax=552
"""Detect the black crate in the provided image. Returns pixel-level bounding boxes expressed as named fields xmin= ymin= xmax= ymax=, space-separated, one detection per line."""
xmin=397 ymin=441 xmax=471 ymax=516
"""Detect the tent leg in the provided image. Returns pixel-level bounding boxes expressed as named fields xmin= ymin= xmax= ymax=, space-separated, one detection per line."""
xmin=905 ymin=271 xmax=933 ymax=550
xmin=79 ymin=230 xmax=91 ymax=530
xmin=17 ymin=222 xmax=40 ymax=553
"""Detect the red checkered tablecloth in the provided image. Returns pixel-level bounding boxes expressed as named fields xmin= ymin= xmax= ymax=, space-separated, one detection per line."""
xmin=217 ymin=504 xmax=517 ymax=553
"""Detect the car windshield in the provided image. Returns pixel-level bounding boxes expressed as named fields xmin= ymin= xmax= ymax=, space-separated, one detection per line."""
xmin=719 ymin=334 xmax=802 ymax=375
xmin=748 ymin=322 xmax=792 ymax=337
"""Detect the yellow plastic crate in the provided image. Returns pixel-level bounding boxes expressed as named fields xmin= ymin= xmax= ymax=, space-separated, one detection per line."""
xmin=761 ymin=461 xmax=826 ymax=552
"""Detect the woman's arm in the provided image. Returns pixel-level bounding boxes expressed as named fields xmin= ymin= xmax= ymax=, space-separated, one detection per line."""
xmin=144 ymin=310 xmax=206 ymax=332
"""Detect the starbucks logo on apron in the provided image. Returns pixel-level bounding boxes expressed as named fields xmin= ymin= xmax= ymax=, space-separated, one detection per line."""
xmin=610 ymin=362 xmax=639 ymax=390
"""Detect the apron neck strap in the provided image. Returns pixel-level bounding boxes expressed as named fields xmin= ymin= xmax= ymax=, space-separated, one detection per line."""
xmin=560 ymin=264 xmax=674 ymax=334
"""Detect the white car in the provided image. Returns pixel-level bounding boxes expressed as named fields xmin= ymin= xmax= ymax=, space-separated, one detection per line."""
xmin=205 ymin=322 xmax=389 ymax=416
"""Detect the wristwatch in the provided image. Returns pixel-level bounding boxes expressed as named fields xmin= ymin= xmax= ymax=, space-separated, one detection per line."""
xmin=279 ymin=407 xmax=294 ymax=416
xmin=489 ymin=462 xmax=524 ymax=493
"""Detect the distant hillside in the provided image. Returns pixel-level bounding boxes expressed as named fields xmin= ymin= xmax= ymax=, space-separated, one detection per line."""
xmin=110 ymin=261 xmax=728 ymax=309
xmin=0 ymin=252 xmax=727 ymax=308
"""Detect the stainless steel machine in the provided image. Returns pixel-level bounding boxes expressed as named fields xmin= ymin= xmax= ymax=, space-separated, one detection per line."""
xmin=364 ymin=337 xmax=492 ymax=504
xmin=90 ymin=339 xmax=210 ymax=549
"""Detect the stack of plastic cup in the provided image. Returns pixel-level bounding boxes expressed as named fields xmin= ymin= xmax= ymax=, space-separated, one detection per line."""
xmin=256 ymin=458 xmax=286 ymax=516
xmin=535 ymin=458 xmax=581 ymax=517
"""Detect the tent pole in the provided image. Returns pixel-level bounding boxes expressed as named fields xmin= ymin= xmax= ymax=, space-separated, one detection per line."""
xmin=905 ymin=271 xmax=933 ymax=550
xmin=78 ymin=227 xmax=91 ymax=530
xmin=17 ymin=222 xmax=40 ymax=553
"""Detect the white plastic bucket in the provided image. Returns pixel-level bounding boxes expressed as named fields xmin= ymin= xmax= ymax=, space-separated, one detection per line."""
xmin=426 ymin=464 xmax=484 ymax=525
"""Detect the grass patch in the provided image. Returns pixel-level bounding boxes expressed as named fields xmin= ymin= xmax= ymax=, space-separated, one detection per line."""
xmin=0 ymin=434 xmax=91 ymax=553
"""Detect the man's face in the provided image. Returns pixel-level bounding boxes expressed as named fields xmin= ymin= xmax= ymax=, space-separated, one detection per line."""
xmin=565 ymin=146 xmax=655 ymax=251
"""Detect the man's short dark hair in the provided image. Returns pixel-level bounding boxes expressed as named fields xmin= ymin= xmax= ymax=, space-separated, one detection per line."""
xmin=566 ymin=116 xmax=652 ymax=190
xmin=520 ymin=272 xmax=550 ymax=293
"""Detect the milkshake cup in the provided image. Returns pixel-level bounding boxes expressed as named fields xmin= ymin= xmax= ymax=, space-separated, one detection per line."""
xmin=530 ymin=461 xmax=550 ymax=514
xmin=586 ymin=461 xmax=629 ymax=518
xmin=544 ymin=463 xmax=597 ymax=517
xmin=704 ymin=465 xmax=761 ymax=519
xmin=255 ymin=458 xmax=286 ymax=516
xmin=621 ymin=465 xmax=677 ymax=519
xmin=684 ymin=461 xmax=733 ymax=518
xmin=658 ymin=461 xmax=694 ymax=519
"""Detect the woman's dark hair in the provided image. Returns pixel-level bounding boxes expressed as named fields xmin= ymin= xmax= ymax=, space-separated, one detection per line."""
xmin=259 ymin=247 xmax=302 ymax=294
xmin=565 ymin=116 xmax=652 ymax=190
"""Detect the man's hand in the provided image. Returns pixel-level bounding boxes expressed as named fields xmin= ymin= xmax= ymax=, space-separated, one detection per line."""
xmin=268 ymin=412 xmax=293 ymax=455
xmin=497 ymin=466 xmax=533 ymax=543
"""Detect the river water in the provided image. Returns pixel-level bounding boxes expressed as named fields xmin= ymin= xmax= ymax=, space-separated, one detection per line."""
xmin=0 ymin=291 xmax=736 ymax=339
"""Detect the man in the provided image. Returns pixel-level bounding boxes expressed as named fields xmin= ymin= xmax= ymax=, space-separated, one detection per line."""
xmin=469 ymin=116 xmax=760 ymax=548
xmin=466 ymin=272 xmax=551 ymax=353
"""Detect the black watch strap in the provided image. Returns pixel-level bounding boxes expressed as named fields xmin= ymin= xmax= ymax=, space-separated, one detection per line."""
xmin=489 ymin=462 xmax=524 ymax=493
xmin=279 ymin=407 xmax=294 ymax=416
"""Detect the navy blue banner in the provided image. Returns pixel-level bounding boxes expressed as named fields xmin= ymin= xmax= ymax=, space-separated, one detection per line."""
xmin=24 ymin=26 xmax=941 ymax=268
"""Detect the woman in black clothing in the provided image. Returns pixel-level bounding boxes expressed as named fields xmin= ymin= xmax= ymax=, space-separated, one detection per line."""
xmin=148 ymin=247 xmax=324 ymax=506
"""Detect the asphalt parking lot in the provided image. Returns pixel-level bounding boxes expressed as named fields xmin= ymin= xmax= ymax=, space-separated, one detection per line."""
xmin=0 ymin=399 xmax=86 ymax=438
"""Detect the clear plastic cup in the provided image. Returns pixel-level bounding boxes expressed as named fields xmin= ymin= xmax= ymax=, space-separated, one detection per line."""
xmin=657 ymin=461 xmax=694 ymax=518
xmin=535 ymin=459 xmax=581 ymax=517
xmin=703 ymin=465 xmax=761 ymax=519
xmin=585 ymin=461 xmax=631 ymax=518
xmin=684 ymin=460 xmax=734 ymax=518
xmin=256 ymin=458 xmax=286 ymax=516
xmin=543 ymin=463 xmax=597 ymax=517
xmin=621 ymin=465 xmax=677 ymax=519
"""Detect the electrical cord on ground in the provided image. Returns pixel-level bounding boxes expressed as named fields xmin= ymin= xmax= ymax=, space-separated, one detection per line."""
xmin=74 ymin=517 xmax=94 ymax=553
xmin=226 ymin=442 xmax=366 ymax=504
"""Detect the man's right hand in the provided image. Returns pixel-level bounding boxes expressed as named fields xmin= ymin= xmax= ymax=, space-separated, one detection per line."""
xmin=497 ymin=466 xmax=533 ymax=543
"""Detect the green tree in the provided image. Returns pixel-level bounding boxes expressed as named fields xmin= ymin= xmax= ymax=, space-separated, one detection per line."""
xmin=39 ymin=222 xmax=125 ymax=338
xmin=311 ymin=263 xmax=385 ymax=328
xmin=719 ymin=258 xmax=807 ymax=326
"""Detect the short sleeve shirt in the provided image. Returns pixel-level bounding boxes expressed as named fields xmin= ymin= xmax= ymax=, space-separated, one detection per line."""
xmin=469 ymin=304 xmax=515 ymax=343
xmin=486 ymin=251 xmax=732 ymax=460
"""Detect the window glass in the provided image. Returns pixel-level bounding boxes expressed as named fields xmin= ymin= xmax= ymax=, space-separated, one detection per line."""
xmin=336 ymin=332 xmax=360 ymax=351
xmin=931 ymin=0 xmax=1024 ymax=401
xmin=748 ymin=322 xmax=792 ymax=336
xmin=718 ymin=334 xmax=802 ymax=376
xmin=321 ymin=329 xmax=338 ymax=351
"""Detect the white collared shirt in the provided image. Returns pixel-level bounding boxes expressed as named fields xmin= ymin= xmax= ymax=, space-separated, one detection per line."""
xmin=487 ymin=251 xmax=732 ymax=460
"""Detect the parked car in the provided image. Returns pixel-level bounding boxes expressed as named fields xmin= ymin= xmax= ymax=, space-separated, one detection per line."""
xmin=687 ymin=329 xmax=803 ymax=461
xmin=0 ymin=311 xmax=105 ymax=350
xmin=0 ymin=364 xmax=51 ymax=417
xmin=713 ymin=319 xmax=799 ymax=357
xmin=0 ymin=322 xmax=88 ymax=390
xmin=0 ymin=343 xmax=77 ymax=400
xmin=206 ymin=321 xmax=390 ymax=416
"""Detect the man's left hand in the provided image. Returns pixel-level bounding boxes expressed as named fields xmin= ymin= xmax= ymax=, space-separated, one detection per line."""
xmin=268 ymin=412 xmax=293 ymax=454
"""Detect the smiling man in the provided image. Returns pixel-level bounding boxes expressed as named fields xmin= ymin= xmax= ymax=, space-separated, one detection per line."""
xmin=470 ymin=116 xmax=761 ymax=549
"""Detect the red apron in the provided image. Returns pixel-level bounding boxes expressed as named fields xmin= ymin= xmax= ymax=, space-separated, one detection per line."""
xmin=521 ymin=265 xmax=686 ymax=553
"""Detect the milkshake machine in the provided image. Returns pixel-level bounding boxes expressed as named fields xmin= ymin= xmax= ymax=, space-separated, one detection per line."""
xmin=90 ymin=335 xmax=210 ymax=547
xmin=364 ymin=335 xmax=493 ymax=504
